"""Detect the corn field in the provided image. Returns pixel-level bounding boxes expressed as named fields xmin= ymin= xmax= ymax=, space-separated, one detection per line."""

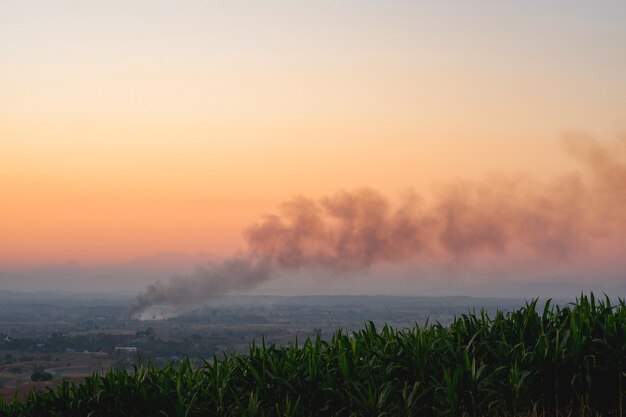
xmin=2 ymin=294 xmax=626 ymax=417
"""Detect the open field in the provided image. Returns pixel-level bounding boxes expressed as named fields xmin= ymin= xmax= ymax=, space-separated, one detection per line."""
xmin=0 ymin=351 xmax=112 ymax=402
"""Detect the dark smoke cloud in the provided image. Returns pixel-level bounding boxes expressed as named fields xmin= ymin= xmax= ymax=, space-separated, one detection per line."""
xmin=130 ymin=257 xmax=271 ymax=316
xmin=245 ymin=189 xmax=436 ymax=269
xmin=131 ymin=135 xmax=626 ymax=315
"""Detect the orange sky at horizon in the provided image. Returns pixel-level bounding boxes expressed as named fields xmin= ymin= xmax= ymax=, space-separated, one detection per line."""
xmin=1 ymin=1 xmax=626 ymax=269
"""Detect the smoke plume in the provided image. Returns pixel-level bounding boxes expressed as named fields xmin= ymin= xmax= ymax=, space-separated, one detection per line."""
xmin=130 ymin=257 xmax=271 ymax=316
xmin=131 ymin=135 xmax=626 ymax=315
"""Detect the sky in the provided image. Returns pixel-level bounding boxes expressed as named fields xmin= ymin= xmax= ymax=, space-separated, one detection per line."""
xmin=1 ymin=1 xmax=626 ymax=295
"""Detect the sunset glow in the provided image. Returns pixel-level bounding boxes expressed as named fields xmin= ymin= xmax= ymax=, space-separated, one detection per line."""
xmin=1 ymin=2 xmax=626 ymax=294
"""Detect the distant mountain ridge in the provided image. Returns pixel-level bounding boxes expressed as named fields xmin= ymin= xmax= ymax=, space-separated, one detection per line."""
xmin=0 ymin=252 xmax=222 ymax=293
xmin=1 ymin=252 xmax=624 ymax=298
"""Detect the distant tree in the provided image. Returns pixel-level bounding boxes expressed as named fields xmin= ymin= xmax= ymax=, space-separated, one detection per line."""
xmin=30 ymin=371 xmax=53 ymax=382
xmin=136 ymin=327 xmax=156 ymax=338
